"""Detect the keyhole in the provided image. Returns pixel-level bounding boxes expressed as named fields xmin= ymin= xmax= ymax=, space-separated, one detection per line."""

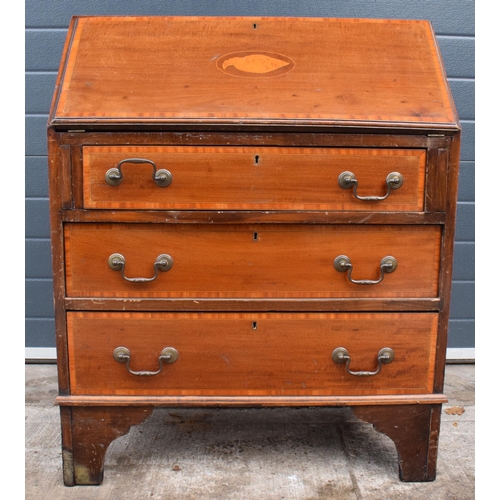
xmin=253 ymin=23 xmax=258 ymax=29
xmin=252 ymin=321 xmax=258 ymax=330
xmin=254 ymin=155 xmax=260 ymax=165
xmin=253 ymin=232 xmax=259 ymax=241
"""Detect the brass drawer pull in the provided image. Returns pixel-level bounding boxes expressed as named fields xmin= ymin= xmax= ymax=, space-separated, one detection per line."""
xmin=113 ymin=346 xmax=178 ymax=376
xmin=338 ymin=171 xmax=403 ymax=201
xmin=105 ymin=158 xmax=172 ymax=187
xmin=332 ymin=347 xmax=394 ymax=376
xmin=108 ymin=253 xmax=173 ymax=283
xmin=334 ymin=255 xmax=397 ymax=285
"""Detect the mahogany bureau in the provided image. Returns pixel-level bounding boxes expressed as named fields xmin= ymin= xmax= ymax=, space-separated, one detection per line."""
xmin=47 ymin=16 xmax=461 ymax=485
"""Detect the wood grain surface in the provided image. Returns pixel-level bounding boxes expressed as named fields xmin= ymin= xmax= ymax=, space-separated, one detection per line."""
xmin=67 ymin=312 xmax=438 ymax=396
xmin=82 ymin=146 xmax=425 ymax=211
xmin=51 ymin=17 xmax=458 ymax=129
xmin=64 ymin=223 xmax=441 ymax=298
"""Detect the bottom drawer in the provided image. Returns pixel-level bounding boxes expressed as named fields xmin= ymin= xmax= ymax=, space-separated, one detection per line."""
xmin=67 ymin=312 xmax=438 ymax=396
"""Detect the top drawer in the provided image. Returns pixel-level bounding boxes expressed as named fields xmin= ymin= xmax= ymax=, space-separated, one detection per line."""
xmin=83 ymin=146 xmax=426 ymax=211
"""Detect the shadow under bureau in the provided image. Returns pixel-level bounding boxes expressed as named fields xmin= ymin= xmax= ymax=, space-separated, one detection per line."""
xmin=47 ymin=16 xmax=461 ymax=485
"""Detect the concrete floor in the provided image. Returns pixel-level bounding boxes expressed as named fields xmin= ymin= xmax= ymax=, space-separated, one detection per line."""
xmin=25 ymin=364 xmax=474 ymax=499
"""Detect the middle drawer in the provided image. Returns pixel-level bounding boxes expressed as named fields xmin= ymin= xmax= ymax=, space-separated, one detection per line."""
xmin=64 ymin=223 xmax=441 ymax=298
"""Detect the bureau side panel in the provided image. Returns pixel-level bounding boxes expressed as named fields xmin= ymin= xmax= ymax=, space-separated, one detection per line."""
xmin=47 ymin=128 xmax=71 ymax=394
xmin=434 ymin=132 xmax=462 ymax=391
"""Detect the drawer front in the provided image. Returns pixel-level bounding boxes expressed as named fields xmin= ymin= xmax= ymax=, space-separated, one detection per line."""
xmin=83 ymin=146 xmax=426 ymax=211
xmin=64 ymin=223 xmax=441 ymax=298
xmin=67 ymin=312 xmax=438 ymax=396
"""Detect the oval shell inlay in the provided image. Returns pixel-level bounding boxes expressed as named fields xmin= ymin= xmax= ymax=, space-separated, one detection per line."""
xmin=217 ymin=52 xmax=295 ymax=77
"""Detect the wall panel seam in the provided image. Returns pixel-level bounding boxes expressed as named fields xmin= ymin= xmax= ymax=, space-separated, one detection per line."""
xmin=436 ymin=34 xmax=475 ymax=40
xmin=25 ymin=28 xmax=68 ymax=32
